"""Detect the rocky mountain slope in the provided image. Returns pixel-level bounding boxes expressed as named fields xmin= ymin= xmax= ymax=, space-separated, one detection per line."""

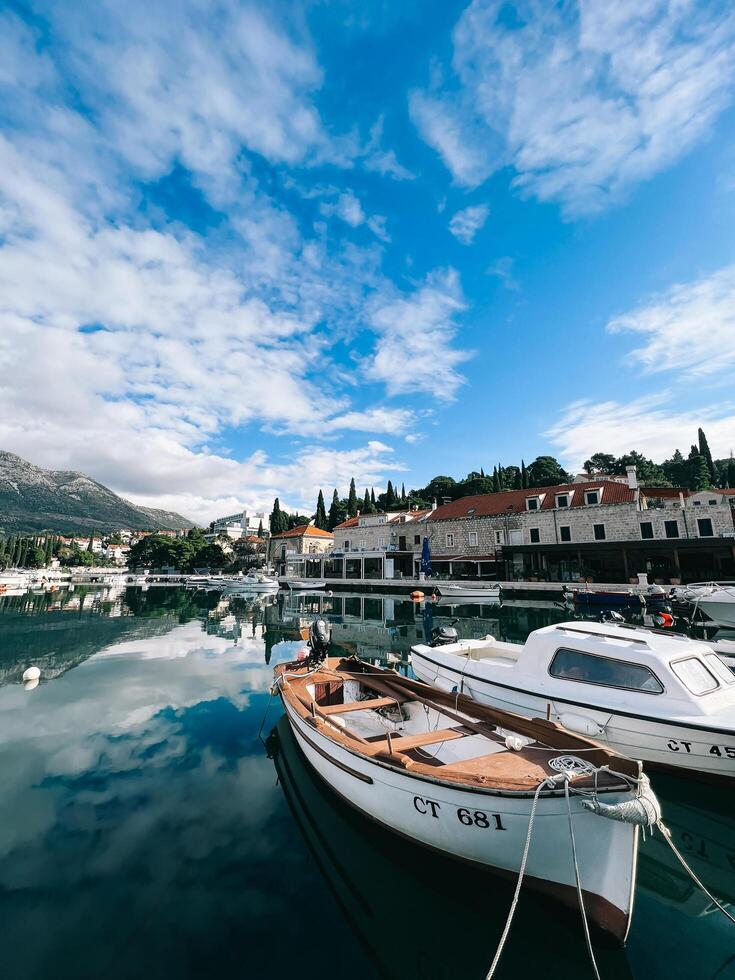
xmin=0 ymin=451 xmax=194 ymax=534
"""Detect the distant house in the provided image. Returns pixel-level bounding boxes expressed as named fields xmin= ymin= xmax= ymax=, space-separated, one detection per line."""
xmin=333 ymin=508 xmax=433 ymax=577
xmin=268 ymin=524 xmax=334 ymax=573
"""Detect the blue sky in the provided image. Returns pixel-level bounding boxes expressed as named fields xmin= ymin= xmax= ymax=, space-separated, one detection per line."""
xmin=1 ymin=0 xmax=734 ymax=523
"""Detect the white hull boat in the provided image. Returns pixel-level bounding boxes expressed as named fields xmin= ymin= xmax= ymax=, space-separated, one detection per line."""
xmin=435 ymin=583 xmax=502 ymax=601
xmin=225 ymin=574 xmax=279 ymax=593
xmin=286 ymin=580 xmax=327 ymax=590
xmin=672 ymin=582 xmax=735 ymax=628
xmin=411 ymin=621 xmax=735 ymax=782
xmin=275 ymin=655 xmax=656 ymax=943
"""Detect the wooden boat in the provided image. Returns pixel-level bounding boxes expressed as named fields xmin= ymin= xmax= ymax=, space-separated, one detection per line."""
xmin=565 ymin=587 xmax=668 ymax=612
xmin=275 ymin=655 xmax=653 ymax=943
xmin=286 ymin=579 xmax=327 ymax=590
xmin=411 ymin=621 xmax=735 ymax=782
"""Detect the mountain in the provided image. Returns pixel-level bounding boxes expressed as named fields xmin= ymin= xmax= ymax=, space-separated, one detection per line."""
xmin=0 ymin=451 xmax=194 ymax=534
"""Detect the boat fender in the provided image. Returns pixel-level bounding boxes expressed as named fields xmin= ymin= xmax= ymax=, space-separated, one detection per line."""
xmin=504 ymin=735 xmax=526 ymax=752
xmin=558 ymin=712 xmax=605 ymax=738
xmin=582 ymin=774 xmax=661 ymax=828
xmin=410 ymin=590 xmax=424 ymax=600
xmin=22 ymin=666 xmax=41 ymax=682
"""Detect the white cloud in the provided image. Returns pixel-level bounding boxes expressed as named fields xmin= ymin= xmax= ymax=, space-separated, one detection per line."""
xmin=487 ymin=256 xmax=519 ymax=291
xmin=607 ymin=264 xmax=735 ymax=379
xmin=366 ymin=269 xmax=472 ymax=400
xmin=547 ymin=395 xmax=735 ymax=473
xmin=449 ymin=203 xmax=489 ymax=243
xmin=362 ymin=116 xmax=416 ymax=180
xmin=322 ymin=190 xmax=366 ymax=227
xmin=367 ymin=214 xmax=391 ymax=242
xmin=412 ymin=0 xmax=735 ymax=214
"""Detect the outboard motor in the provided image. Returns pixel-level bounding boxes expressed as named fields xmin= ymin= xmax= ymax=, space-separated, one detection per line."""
xmin=430 ymin=618 xmax=459 ymax=647
xmin=307 ymin=618 xmax=331 ymax=664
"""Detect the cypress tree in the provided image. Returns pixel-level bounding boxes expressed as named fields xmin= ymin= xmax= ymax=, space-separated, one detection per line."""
xmin=44 ymin=536 xmax=53 ymax=564
xmin=698 ymin=427 xmax=717 ymax=484
xmin=401 ymin=482 xmax=406 ymax=503
xmin=370 ymin=488 xmax=376 ymax=507
xmin=386 ymin=480 xmax=396 ymax=507
xmin=87 ymin=534 xmax=94 ymax=553
xmin=480 ymin=467 xmax=485 ymax=478
xmin=521 ymin=459 xmax=528 ymax=489
xmin=492 ymin=467 xmax=500 ymax=493
xmin=315 ymin=490 xmax=328 ymax=530
xmin=328 ymin=489 xmax=342 ymax=531
xmin=727 ymin=453 xmax=735 ymax=489
xmin=18 ymin=538 xmax=29 ymax=567
xmin=347 ymin=478 xmax=358 ymax=517
xmin=257 ymin=519 xmax=264 ymax=538
xmin=270 ymin=497 xmax=286 ymax=534
xmin=363 ymin=488 xmax=371 ymax=513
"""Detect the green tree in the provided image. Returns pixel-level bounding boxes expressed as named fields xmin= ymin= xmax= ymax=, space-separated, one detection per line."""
xmin=43 ymin=536 xmax=53 ymax=564
xmin=583 ymin=453 xmax=617 ymax=475
xmin=492 ymin=466 xmax=500 ymax=492
xmin=18 ymin=538 xmax=29 ymax=567
xmin=87 ymin=534 xmax=94 ymax=553
xmin=698 ymin=427 xmax=717 ymax=485
xmin=400 ymin=482 xmax=406 ymax=503
xmin=370 ymin=488 xmax=376 ymax=508
xmin=270 ymin=497 xmax=287 ymax=534
xmin=727 ymin=454 xmax=735 ymax=489
xmin=686 ymin=448 xmax=711 ymax=490
xmin=362 ymin=488 xmax=371 ymax=514
xmin=25 ymin=545 xmax=47 ymax=568
xmin=526 ymin=456 xmax=571 ymax=488
xmin=385 ymin=480 xmax=396 ymax=508
xmin=328 ymin=489 xmax=347 ymax=531
xmin=520 ymin=460 xmax=528 ymax=489
xmin=662 ymin=449 xmax=688 ymax=487
xmin=347 ymin=478 xmax=358 ymax=517
xmin=613 ymin=451 xmax=669 ymax=486
xmin=257 ymin=519 xmax=264 ymax=538
xmin=314 ymin=490 xmax=328 ymax=530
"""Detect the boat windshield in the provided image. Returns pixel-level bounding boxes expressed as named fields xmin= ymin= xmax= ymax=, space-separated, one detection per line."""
xmin=704 ymin=654 xmax=735 ymax=686
xmin=670 ymin=657 xmax=720 ymax=696
xmin=549 ymin=648 xmax=664 ymax=694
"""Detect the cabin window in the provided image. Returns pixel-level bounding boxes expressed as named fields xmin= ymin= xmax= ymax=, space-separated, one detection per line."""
xmin=697 ymin=518 xmax=714 ymax=537
xmin=529 ymin=528 xmax=540 ymax=543
xmin=640 ymin=521 xmax=654 ymax=540
xmin=556 ymin=494 xmax=569 ymax=508
xmin=446 ymin=533 xmax=455 ymax=547
xmin=526 ymin=497 xmax=540 ymax=511
xmin=468 ymin=531 xmax=478 ymax=547
xmin=593 ymin=524 xmax=606 ymax=540
xmin=559 ymin=525 xmax=571 ymax=542
xmin=549 ymin=648 xmax=664 ymax=694
xmin=671 ymin=657 xmax=719 ymax=696
xmin=585 ymin=490 xmax=599 ymax=505
xmin=664 ymin=520 xmax=679 ymax=539
xmin=704 ymin=654 xmax=735 ymax=685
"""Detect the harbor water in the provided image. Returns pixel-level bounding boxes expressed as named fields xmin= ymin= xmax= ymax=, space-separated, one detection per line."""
xmin=1 ymin=586 xmax=734 ymax=980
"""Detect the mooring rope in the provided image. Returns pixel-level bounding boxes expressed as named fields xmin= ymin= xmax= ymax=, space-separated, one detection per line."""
xmin=656 ymin=820 xmax=735 ymax=927
xmin=564 ymin=778 xmax=602 ymax=980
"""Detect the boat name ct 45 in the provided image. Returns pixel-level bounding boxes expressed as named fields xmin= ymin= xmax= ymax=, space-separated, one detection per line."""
xmin=411 ymin=621 xmax=735 ymax=782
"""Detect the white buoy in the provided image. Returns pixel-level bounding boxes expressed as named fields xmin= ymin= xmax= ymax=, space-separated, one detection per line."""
xmin=22 ymin=666 xmax=41 ymax=682
xmin=24 ymin=678 xmax=39 ymax=691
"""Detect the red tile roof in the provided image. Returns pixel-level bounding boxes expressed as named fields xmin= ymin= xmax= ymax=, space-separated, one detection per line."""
xmin=334 ymin=516 xmax=360 ymax=530
xmin=428 ymin=481 xmax=636 ymax=522
xmin=270 ymin=524 xmax=334 ymax=540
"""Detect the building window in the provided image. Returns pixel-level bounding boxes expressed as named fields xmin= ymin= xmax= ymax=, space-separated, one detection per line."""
xmin=556 ymin=494 xmax=569 ymax=508
xmin=359 ymin=518 xmax=366 ymax=527
xmin=585 ymin=490 xmax=599 ymax=506
xmin=664 ymin=520 xmax=679 ymax=539
xmin=693 ymin=500 xmax=701 ymax=507
xmin=414 ymin=535 xmax=420 ymax=545
xmin=468 ymin=531 xmax=478 ymax=547
xmin=709 ymin=499 xmax=717 ymax=506
xmin=526 ymin=497 xmax=539 ymax=511
xmin=359 ymin=539 xmax=366 ymax=549
xmin=495 ymin=530 xmax=504 ymax=545
xmin=377 ymin=537 xmax=385 ymax=548
xmin=697 ymin=518 xmax=714 ymax=537
xmin=343 ymin=540 xmax=350 ymax=551
xmin=529 ymin=528 xmax=540 ymax=543
xmin=593 ymin=524 xmax=606 ymax=540
xmin=559 ymin=525 xmax=571 ymax=542
xmin=640 ymin=521 xmax=654 ymax=540
xmin=446 ymin=533 xmax=455 ymax=547
xmin=378 ymin=516 xmax=386 ymax=524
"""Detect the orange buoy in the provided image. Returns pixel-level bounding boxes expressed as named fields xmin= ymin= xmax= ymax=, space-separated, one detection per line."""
xmin=410 ymin=590 xmax=425 ymax=601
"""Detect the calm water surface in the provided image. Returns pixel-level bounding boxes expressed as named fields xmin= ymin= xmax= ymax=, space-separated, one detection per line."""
xmin=1 ymin=586 xmax=734 ymax=980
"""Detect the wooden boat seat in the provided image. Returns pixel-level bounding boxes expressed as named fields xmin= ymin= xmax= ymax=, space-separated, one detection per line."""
xmin=367 ymin=725 xmax=472 ymax=755
xmin=319 ymin=696 xmax=405 ymax=715
xmin=447 ymin=746 xmax=556 ymax=782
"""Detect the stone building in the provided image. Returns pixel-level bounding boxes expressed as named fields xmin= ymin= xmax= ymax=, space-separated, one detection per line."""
xmin=426 ymin=469 xmax=735 ymax=584
xmin=268 ymin=524 xmax=334 ymax=574
xmin=333 ymin=507 xmax=432 ymax=576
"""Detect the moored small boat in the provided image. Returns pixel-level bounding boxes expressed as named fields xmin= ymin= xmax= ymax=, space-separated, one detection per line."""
xmin=436 ymin=583 xmax=502 ymax=601
xmin=275 ymin=654 xmax=656 ymax=943
xmin=286 ymin=579 xmax=327 ymax=590
xmin=411 ymin=621 xmax=735 ymax=782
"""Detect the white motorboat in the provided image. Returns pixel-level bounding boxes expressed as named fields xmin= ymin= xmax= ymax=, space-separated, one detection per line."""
xmin=123 ymin=573 xmax=148 ymax=586
xmin=411 ymin=621 xmax=735 ymax=782
xmin=435 ymin=583 xmax=502 ymax=601
xmin=275 ymin=655 xmax=656 ymax=943
xmin=705 ymin=635 xmax=735 ymax=672
xmin=286 ymin=579 xmax=327 ymax=590
xmin=671 ymin=582 xmax=735 ymax=627
xmin=0 ymin=571 xmax=29 ymax=593
xmin=224 ymin=573 xmax=279 ymax=593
